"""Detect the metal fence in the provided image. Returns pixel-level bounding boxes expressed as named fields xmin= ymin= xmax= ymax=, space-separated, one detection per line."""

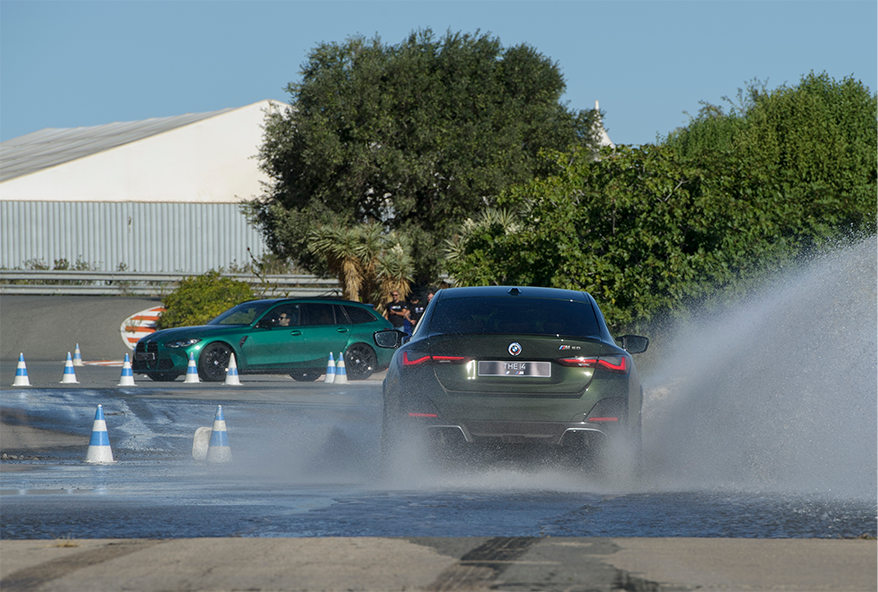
xmin=0 ymin=271 xmax=341 ymax=298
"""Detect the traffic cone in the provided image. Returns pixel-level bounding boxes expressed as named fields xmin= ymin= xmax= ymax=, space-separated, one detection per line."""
xmin=324 ymin=352 xmax=336 ymax=383
xmin=224 ymin=353 xmax=241 ymax=386
xmin=206 ymin=405 xmax=231 ymax=463
xmin=73 ymin=343 xmax=84 ymax=366
xmin=184 ymin=352 xmax=200 ymax=383
xmin=335 ymin=352 xmax=348 ymax=384
xmin=118 ymin=353 xmax=136 ymax=386
xmin=12 ymin=353 xmax=30 ymax=386
xmin=60 ymin=352 xmax=79 ymax=384
xmin=85 ymin=404 xmax=114 ymax=463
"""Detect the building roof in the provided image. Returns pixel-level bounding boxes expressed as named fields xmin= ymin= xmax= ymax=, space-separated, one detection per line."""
xmin=0 ymin=100 xmax=283 ymax=203
xmin=0 ymin=108 xmax=237 ymax=183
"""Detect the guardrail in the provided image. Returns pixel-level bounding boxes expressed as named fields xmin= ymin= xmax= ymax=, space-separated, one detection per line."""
xmin=0 ymin=271 xmax=342 ymax=297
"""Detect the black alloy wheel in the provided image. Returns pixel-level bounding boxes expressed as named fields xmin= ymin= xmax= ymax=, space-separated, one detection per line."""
xmin=344 ymin=343 xmax=377 ymax=380
xmin=198 ymin=342 xmax=233 ymax=382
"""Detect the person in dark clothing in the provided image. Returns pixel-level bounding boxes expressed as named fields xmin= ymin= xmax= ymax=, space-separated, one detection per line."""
xmin=384 ymin=291 xmax=408 ymax=329
xmin=408 ymin=294 xmax=426 ymax=333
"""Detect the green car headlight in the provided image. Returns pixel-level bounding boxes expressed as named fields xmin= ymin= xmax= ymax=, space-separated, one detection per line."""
xmin=166 ymin=338 xmax=202 ymax=348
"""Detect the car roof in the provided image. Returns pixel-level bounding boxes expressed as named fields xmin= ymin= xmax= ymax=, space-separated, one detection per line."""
xmin=437 ymin=286 xmax=589 ymax=301
xmin=241 ymin=297 xmax=373 ymax=307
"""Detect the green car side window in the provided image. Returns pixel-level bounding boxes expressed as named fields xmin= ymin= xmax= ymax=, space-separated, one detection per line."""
xmin=303 ymin=303 xmax=336 ymax=326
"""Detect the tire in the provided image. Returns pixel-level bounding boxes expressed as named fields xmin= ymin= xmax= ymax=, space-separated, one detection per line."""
xmin=344 ymin=343 xmax=377 ymax=380
xmin=146 ymin=372 xmax=180 ymax=382
xmin=198 ymin=342 xmax=232 ymax=382
xmin=290 ymin=370 xmax=321 ymax=382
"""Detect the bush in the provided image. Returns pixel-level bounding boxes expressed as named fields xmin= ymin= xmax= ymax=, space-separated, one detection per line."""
xmin=158 ymin=270 xmax=254 ymax=329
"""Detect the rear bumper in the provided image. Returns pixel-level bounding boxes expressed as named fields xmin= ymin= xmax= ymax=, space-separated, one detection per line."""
xmin=423 ymin=419 xmax=618 ymax=446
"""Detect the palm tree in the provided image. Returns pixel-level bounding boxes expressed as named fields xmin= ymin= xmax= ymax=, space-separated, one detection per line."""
xmin=308 ymin=223 xmax=414 ymax=307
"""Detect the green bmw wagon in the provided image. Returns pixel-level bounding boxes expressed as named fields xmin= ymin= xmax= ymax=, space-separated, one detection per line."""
xmin=133 ymin=298 xmax=393 ymax=382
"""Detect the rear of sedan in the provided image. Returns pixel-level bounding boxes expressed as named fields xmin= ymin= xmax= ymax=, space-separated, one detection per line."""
xmin=377 ymin=286 xmax=646 ymax=469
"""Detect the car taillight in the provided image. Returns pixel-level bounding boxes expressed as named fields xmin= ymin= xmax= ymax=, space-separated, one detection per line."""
xmin=556 ymin=355 xmax=628 ymax=374
xmin=402 ymin=351 xmax=469 ymax=366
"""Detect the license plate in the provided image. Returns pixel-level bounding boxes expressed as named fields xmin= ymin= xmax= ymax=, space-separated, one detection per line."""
xmin=135 ymin=352 xmax=155 ymax=361
xmin=478 ymin=361 xmax=551 ymax=377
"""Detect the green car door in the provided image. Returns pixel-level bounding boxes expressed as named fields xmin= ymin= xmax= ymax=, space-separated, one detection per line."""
xmin=298 ymin=302 xmax=352 ymax=367
xmin=242 ymin=303 xmax=311 ymax=369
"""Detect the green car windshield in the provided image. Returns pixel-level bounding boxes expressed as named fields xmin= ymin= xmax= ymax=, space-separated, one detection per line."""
xmin=429 ymin=297 xmax=601 ymax=338
xmin=208 ymin=301 xmax=275 ymax=326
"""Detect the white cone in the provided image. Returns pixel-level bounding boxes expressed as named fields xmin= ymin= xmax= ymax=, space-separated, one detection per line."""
xmin=224 ymin=353 xmax=241 ymax=386
xmin=206 ymin=405 xmax=231 ymax=463
xmin=60 ymin=352 xmax=79 ymax=384
xmin=184 ymin=352 xmax=200 ymax=383
xmin=85 ymin=405 xmax=114 ymax=463
xmin=335 ymin=352 xmax=348 ymax=384
xmin=118 ymin=353 xmax=136 ymax=386
xmin=73 ymin=343 xmax=84 ymax=366
xmin=324 ymin=352 xmax=336 ymax=383
xmin=12 ymin=353 xmax=30 ymax=386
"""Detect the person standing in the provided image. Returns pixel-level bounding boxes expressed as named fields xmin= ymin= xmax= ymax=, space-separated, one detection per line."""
xmin=408 ymin=294 xmax=426 ymax=333
xmin=384 ymin=291 xmax=408 ymax=331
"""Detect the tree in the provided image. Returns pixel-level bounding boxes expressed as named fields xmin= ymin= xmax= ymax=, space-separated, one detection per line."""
xmin=250 ymin=29 xmax=601 ymax=283
xmin=446 ymin=145 xmax=757 ymax=329
xmin=447 ymin=73 xmax=877 ymax=330
xmin=307 ymin=223 xmax=413 ymax=309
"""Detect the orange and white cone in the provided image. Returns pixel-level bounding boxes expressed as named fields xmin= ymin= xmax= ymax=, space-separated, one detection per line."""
xmin=334 ymin=352 xmax=348 ymax=384
xmin=224 ymin=353 xmax=241 ymax=386
xmin=206 ymin=405 xmax=231 ymax=463
xmin=85 ymin=405 xmax=114 ymax=463
xmin=12 ymin=353 xmax=31 ymax=387
xmin=184 ymin=352 xmax=200 ymax=383
xmin=118 ymin=353 xmax=136 ymax=386
xmin=60 ymin=352 xmax=79 ymax=384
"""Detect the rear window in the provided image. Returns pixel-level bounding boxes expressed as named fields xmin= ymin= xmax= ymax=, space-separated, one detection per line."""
xmin=428 ymin=297 xmax=601 ymax=337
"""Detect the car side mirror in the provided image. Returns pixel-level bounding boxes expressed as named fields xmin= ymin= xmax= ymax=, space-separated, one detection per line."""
xmin=374 ymin=329 xmax=407 ymax=349
xmin=618 ymin=334 xmax=649 ymax=354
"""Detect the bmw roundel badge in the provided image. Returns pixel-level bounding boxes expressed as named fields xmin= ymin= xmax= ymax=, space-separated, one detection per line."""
xmin=508 ymin=342 xmax=522 ymax=356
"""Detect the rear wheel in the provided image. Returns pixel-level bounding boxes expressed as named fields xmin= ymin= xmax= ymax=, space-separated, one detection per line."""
xmin=198 ymin=343 xmax=232 ymax=382
xmin=344 ymin=343 xmax=377 ymax=380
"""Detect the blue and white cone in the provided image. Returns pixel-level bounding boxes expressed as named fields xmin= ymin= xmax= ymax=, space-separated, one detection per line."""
xmin=324 ymin=352 xmax=336 ymax=383
xmin=73 ymin=343 xmax=84 ymax=366
xmin=60 ymin=352 xmax=79 ymax=384
xmin=85 ymin=405 xmax=114 ymax=463
xmin=12 ymin=353 xmax=30 ymax=386
xmin=184 ymin=352 xmax=200 ymax=383
xmin=335 ymin=352 xmax=348 ymax=384
xmin=224 ymin=353 xmax=241 ymax=386
xmin=118 ymin=353 xmax=136 ymax=386
xmin=206 ymin=405 xmax=231 ymax=463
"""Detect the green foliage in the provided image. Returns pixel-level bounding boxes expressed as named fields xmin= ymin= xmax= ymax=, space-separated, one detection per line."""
xmin=158 ymin=270 xmax=254 ymax=329
xmin=250 ymin=28 xmax=601 ymax=284
xmin=307 ymin=223 xmax=413 ymax=309
xmin=447 ymin=73 xmax=877 ymax=330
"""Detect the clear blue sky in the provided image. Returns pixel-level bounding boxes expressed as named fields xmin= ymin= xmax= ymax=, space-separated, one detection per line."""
xmin=1 ymin=1 xmax=875 ymax=145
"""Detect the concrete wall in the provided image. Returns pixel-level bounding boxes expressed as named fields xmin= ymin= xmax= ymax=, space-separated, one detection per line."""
xmin=0 ymin=295 xmax=162 ymax=362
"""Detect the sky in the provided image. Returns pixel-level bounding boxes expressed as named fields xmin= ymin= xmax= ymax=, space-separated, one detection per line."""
xmin=1 ymin=1 xmax=875 ymax=146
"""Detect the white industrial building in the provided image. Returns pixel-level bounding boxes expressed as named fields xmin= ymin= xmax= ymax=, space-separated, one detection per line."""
xmin=0 ymin=100 xmax=283 ymax=272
